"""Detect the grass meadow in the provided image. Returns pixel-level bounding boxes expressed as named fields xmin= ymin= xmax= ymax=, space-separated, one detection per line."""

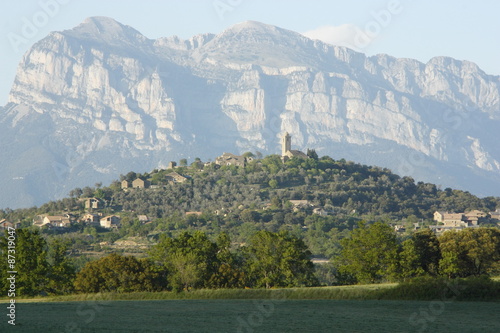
xmin=3 ymin=299 xmax=500 ymax=332
xmin=2 ymin=279 xmax=499 ymax=332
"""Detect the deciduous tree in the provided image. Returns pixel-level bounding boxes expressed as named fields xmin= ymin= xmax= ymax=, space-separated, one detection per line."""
xmin=74 ymin=253 xmax=166 ymax=293
xmin=399 ymin=229 xmax=441 ymax=279
xmin=336 ymin=222 xmax=399 ymax=284
xmin=244 ymin=230 xmax=318 ymax=288
xmin=0 ymin=229 xmax=49 ymax=296
xmin=439 ymin=228 xmax=500 ymax=278
xmin=46 ymin=238 xmax=76 ymax=294
xmin=149 ymin=231 xmax=219 ymax=290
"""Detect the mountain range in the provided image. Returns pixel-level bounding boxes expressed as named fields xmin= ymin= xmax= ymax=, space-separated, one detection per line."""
xmin=1 ymin=17 xmax=499 ymax=208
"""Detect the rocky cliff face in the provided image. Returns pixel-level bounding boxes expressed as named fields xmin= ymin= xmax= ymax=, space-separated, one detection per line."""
xmin=2 ymin=17 xmax=500 ymax=208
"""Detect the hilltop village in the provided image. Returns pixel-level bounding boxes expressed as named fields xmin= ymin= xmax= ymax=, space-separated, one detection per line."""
xmin=0 ymin=132 xmax=498 ymax=248
xmin=5 ymin=133 xmax=494 ymax=234
xmin=26 ymin=132 xmax=318 ymax=231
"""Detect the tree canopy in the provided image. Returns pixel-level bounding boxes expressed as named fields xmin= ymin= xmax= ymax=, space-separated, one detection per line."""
xmin=438 ymin=228 xmax=500 ymax=278
xmin=74 ymin=253 xmax=167 ymax=293
xmin=399 ymin=229 xmax=441 ymax=279
xmin=0 ymin=229 xmax=76 ymax=296
xmin=149 ymin=231 xmax=219 ymax=290
xmin=336 ymin=222 xmax=399 ymax=284
xmin=244 ymin=230 xmax=318 ymax=288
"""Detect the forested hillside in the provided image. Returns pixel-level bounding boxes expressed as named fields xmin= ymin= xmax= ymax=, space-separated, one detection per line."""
xmin=1 ymin=154 xmax=498 ymax=262
xmin=110 ymin=154 xmax=499 ymax=219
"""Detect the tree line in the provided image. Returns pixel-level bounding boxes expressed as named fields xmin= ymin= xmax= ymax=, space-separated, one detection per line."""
xmin=336 ymin=223 xmax=500 ymax=284
xmin=108 ymin=155 xmax=499 ymax=220
xmin=1 ymin=225 xmax=500 ymax=296
xmin=0 ymin=229 xmax=318 ymax=296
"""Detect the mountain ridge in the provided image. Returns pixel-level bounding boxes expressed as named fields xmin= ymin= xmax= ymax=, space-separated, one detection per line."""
xmin=1 ymin=17 xmax=499 ymax=208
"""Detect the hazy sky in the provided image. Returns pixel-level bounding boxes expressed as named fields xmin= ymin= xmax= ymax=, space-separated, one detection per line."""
xmin=1 ymin=0 xmax=499 ymax=104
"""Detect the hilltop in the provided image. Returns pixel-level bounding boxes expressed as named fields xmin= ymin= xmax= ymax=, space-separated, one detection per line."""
xmin=2 ymin=153 xmax=499 ymax=262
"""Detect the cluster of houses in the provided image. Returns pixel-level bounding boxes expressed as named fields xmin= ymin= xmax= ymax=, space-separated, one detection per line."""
xmin=391 ymin=209 xmax=500 ymax=234
xmin=29 ymin=193 xmax=158 ymax=230
xmin=215 ymin=153 xmax=251 ymax=167
xmin=430 ymin=209 xmax=500 ymax=232
xmin=214 ymin=132 xmax=308 ymax=168
xmin=119 ymin=132 xmax=308 ymax=192
xmin=121 ymin=171 xmax=190 ymax=190
xmin=29 ymin=196 xmax=121 ymax=230
xmin=32 ymin=211 xmax=123 ymax=230
xmin=121 ymin=178 xmax=151 ymax=189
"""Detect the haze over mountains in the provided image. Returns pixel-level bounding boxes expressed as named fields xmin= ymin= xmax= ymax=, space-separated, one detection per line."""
xmin=1 ymin=17 xmax=499 ymax=208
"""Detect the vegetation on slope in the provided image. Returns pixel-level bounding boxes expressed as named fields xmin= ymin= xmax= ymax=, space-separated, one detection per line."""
xmin=0 ymin=154 xmax=499 ymax=299
xmin=1 ymin=154 xmax=498 ymax=261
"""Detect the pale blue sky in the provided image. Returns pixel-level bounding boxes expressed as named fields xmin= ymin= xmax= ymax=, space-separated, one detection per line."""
xmin=1 ymin=0 xmax=499 ymax=104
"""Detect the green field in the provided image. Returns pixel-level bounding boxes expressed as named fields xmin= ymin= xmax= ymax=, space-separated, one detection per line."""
xmin=2 ymin=299 xmax=500 ymax=333
xmin=2 ymin=280 xmax=499 ymax=332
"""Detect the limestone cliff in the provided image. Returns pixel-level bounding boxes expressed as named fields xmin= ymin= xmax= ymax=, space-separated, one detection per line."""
xmin=1 ymin=17 xmax=499 ymax=207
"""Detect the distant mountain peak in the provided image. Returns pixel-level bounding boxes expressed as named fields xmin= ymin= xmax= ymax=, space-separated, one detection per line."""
xmin=63 ymin=16 xmax=148 ymax=46
xmin=223 ymin=20 xmax=280 ymax=33
xmin=218 ymin=20 xmax=306 ymax=42
xmin=197 ymin=20 xmax=331 ymax=68
xmin=71 ymin=16 xmax=128 ymax=35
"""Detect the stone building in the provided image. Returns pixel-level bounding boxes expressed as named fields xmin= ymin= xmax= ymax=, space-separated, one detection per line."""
xmin=281 ymin=132 xmax=308 ymax=162
xmin=165 ymin=171 xmax=189 ymax=183
xmin=215 ymin=152 xmax=247 ymax=167
xmin=132 ymin=178 xmax=150 ymax=189
xmin=100 ymin=215 xmax=121 ymax=229
xmin=84 ymin=197 xmax=104 ymax=210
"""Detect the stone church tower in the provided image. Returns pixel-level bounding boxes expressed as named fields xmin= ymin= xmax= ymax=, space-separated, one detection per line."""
xmin=281 ymin=132 xmax=291 ymax=156
xmin=281 ymin=132 xmax=308 ymax=162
